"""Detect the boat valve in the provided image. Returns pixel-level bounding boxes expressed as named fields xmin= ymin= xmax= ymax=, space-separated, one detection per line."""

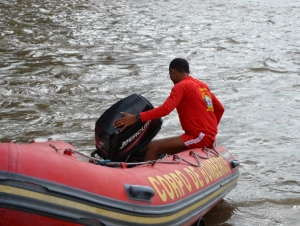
xmin=64 ymin=148 xmax=73 ymax=156
xmin=230 ymin=160 xmax=240 ymax=169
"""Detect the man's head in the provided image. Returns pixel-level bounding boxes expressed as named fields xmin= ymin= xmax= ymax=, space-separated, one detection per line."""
xmin=169 ymin=58 xmax=190 ymax=84
xmin=169 ymin=58 xmax=190 ymax=74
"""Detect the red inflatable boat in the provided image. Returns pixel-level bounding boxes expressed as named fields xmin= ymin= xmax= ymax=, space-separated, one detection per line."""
xmin=0 ymin=94 xmax=239 ymax=226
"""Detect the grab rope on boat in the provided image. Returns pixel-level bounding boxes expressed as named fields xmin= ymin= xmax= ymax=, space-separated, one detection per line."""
xmin=63 ymin=142 xmax=220 ymax=168
xmin=192 ymin=142 xmax=220 ymax=160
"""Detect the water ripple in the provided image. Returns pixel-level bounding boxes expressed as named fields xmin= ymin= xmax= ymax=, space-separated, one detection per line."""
xmin=1 ymin=0 xmax=300 ymax=225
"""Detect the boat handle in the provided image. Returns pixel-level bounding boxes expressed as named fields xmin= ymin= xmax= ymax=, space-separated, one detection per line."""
xmin=124 ymin=184 xmax=155 ymax=202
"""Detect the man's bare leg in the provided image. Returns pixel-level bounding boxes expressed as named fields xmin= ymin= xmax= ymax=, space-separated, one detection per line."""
xmin=144 ymin=136 xmax=186 ymax=161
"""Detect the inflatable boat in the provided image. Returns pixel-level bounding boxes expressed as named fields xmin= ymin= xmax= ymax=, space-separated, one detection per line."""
xmin=0 ymin=94 xmax=239 ymax=226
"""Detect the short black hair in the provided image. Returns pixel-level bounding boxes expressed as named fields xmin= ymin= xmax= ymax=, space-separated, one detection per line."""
xmin=169 ymin=58 xmax=190 ymax=73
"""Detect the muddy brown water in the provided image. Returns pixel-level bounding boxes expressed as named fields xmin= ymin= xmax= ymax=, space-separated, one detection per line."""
xmin=1 ymin=0 xmax=300 ymax=225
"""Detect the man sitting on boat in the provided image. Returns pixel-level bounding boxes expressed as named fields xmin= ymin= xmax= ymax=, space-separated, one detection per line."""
xmin=113 ymin=58 xmax=224 ymax=161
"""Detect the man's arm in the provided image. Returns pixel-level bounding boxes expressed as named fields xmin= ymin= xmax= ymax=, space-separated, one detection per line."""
xmin=211 ymin=93 xmax=224 ymax=125
xmin=113 ymin=86 xmax=183 ymax=132
xmin=140 ymin=85 xmax=183 ymax=122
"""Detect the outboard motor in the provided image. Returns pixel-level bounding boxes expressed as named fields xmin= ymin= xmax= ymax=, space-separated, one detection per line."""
xmin=95 ymin=94 xmax=163 ymax=162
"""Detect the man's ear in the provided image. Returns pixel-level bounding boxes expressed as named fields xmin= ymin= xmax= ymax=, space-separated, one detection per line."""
xmin=169 ymin=68 xmax=173 ymax=74
xmin=172 ymin=69 xmax=179 ymax=75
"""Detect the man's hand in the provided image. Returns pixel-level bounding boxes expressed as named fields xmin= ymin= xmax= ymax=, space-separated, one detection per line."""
xmin=113 ymin=112 xmax=138 ymax=132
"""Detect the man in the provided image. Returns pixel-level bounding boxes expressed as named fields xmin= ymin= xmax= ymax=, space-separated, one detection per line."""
xmin=113 ymin=58 xmax=224 ymax=161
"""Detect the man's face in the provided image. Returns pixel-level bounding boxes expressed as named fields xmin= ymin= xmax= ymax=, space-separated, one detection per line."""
xmin=169 ymin=68 xmax=176 ymax=84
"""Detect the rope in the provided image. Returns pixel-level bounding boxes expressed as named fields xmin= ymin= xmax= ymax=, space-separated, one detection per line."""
xmin=64 ymin=142 xmax=220 ymax=168
xmin=174 ymin=153 xmax=201 ymax=167
xmin=65 ymin=148 xmax=102 ymax=162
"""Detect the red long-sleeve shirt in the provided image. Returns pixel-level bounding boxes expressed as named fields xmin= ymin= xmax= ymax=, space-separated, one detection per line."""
xmin=140 ymin=76 xmax=224 ymax=137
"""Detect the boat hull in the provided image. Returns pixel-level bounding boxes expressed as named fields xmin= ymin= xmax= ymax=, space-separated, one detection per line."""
xmin=0 ymin=140 xmax=239 ymax=226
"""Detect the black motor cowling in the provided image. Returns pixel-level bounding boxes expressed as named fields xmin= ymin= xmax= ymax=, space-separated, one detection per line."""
xmin=95 ymin=94 xmax=163 ymax=162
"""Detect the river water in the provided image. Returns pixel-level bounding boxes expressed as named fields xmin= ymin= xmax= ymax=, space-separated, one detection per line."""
xmin=1 ymin=0 xmax=300 ymax=225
